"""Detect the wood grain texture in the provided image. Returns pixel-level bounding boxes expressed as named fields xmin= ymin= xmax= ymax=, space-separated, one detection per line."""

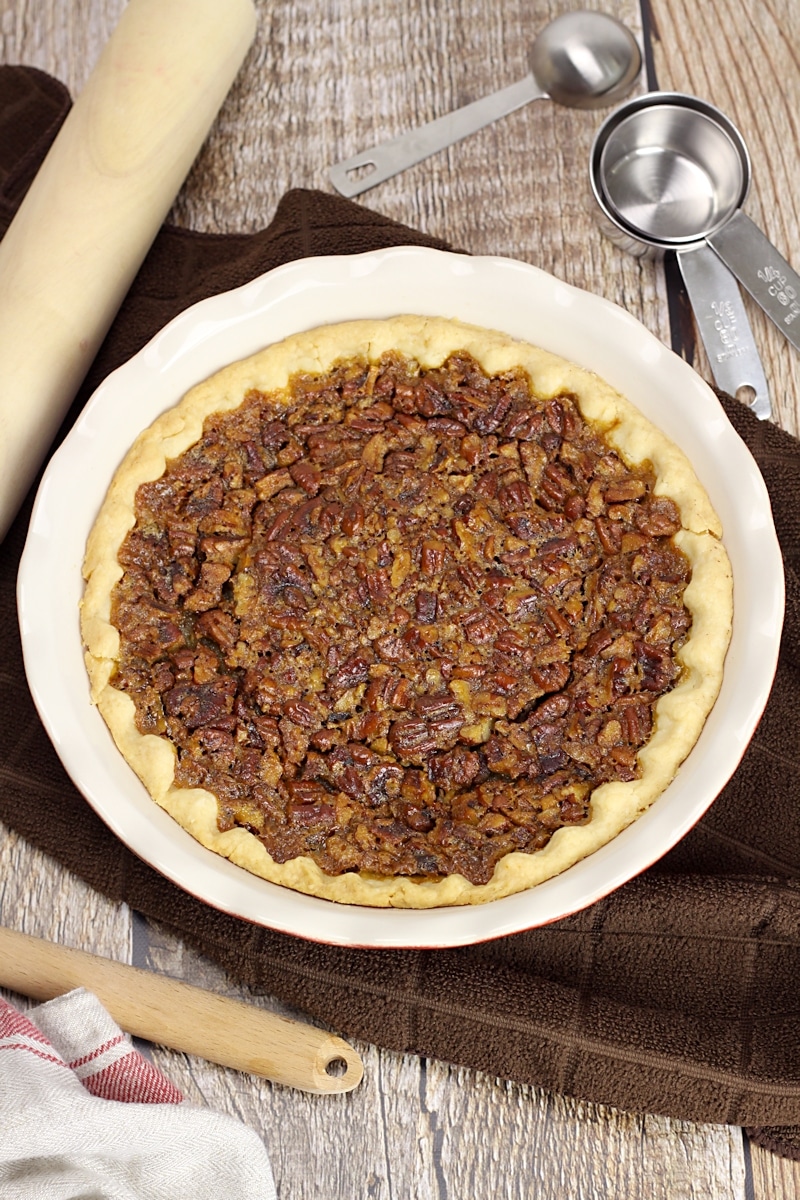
xmin=2 ymin=0 xmax=799 ymax=1196
xmin=0 ymin=821 xmax=131 ymax=1007
xmin=750 ymin=1140 xmax=800 ymax=1200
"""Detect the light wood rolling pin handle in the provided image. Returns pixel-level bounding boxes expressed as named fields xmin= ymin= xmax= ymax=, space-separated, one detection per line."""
xmin=0 ymin=0 xmax=257 ymax=542
xmin=0 ymin=926 xmax=363 ymax=1095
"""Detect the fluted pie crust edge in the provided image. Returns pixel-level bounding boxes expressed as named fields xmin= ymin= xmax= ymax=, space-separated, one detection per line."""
xmin=81 ymin=316 xmax=733 ymax=908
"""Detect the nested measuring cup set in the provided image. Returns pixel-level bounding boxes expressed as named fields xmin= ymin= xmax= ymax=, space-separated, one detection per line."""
xmin=328 ymin=12 xmax=799 ymax=421
xmin=590 ymin=90 xmax=800 ymax=420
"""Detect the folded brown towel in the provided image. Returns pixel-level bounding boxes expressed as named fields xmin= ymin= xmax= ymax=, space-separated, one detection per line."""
xmin=2 ymin=65 xmax=799 ymax=1159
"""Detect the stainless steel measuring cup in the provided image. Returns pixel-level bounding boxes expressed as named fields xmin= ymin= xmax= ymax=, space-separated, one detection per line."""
xmin=590 ymin=92 xmax=800 ymax=419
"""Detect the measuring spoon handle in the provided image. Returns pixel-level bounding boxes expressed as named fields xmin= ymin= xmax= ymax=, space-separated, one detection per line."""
xmin=329 ymin=74 xmax=543 ymax=198
xmin=707 ymin=210 xmax=800 ymax=354
xmin=676 ymin=244 xmax=771 ymax=420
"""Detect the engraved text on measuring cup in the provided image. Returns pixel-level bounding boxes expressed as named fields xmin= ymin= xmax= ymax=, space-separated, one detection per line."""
xmin=757 ymin=265 xmax=800 ymax=326
xmin=710 ymin=299 xmax=745 ymax=362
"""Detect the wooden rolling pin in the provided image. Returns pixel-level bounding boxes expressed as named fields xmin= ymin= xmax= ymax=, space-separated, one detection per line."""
xmin=0 ymin=0 xmax=257 ymax=541
xmin=0 ymin=926 xmax=363 ymax=1095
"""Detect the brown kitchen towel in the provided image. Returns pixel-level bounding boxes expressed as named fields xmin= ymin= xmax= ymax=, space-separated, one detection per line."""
xmin=1 ymin=65 xmax=799 ymax=1158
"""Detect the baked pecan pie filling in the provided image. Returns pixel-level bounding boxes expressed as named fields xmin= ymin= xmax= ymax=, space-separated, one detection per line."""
xmin=110 ymin=351 xmax=691 ymax=886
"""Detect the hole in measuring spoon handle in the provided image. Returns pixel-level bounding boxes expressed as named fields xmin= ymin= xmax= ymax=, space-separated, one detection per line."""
xmin=735 ymin=384 xmax=758 ymax=410
xmin=675 ymin=244 xmax=772 ymax=420
xmin=345 ymin=161 xmax=377 ymax=183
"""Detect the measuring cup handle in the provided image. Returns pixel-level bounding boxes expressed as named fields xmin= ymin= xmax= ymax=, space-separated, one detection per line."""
xmin=707 ymin=210 xmax=800 ymax=354
xmin=676 ymin=245 xmax=771 ymax=420
xmin=329 ymin=74 xmax=542 ymax=198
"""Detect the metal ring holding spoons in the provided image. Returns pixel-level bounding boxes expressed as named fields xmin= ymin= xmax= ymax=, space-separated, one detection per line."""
xmin=591 ymin=92 xmax=800 ymax=419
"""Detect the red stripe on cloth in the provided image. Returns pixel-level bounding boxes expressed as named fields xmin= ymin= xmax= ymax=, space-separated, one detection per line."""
xmin=81 ymin=1051 xmax=184 ymax=1105
xmin=0 ymin=998 xmax=53 ymax=1045
xmin=0 ymin=1042 xmax=67 ymax=1068
xmin=68 ymin=1034 xmax=126 ymax=1070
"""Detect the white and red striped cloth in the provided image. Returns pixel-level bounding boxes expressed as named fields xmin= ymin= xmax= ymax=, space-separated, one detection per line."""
xmin=0 ymin=988 xmax=277 ymax=1199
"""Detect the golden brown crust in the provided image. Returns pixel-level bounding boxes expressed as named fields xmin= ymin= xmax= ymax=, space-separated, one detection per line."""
xmin=81 ymin=316 xmax=732 ymax=908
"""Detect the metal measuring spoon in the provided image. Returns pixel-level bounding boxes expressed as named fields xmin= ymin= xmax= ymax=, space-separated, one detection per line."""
xmin=329 ymin=11 xmax=642 ymax=198
xmin=591 ymin=92 xmax=800 ymax=419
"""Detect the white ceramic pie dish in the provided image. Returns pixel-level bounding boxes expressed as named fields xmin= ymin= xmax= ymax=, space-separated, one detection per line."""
xmin=17 ymin=246 xmax=784 ymax=948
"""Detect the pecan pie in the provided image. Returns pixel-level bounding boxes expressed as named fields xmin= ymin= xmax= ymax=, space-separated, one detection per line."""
xmin=81 ymin=317 xmax=732 ymax=907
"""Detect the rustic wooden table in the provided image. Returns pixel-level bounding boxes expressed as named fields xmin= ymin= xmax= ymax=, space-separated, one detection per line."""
xmin=2 ymin=1 xmax=799 ymax=1197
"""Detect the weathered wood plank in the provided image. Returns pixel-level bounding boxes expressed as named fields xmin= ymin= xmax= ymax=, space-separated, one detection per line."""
xmin=750 ymin=1139 xmax=800 ymax=1200
xmin=0 ymin=819 xmax=131 ymax=1003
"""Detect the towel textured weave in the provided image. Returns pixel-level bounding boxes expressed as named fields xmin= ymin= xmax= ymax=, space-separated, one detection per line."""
xmin=0 ymin=989 xmax=276 ymax=1199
